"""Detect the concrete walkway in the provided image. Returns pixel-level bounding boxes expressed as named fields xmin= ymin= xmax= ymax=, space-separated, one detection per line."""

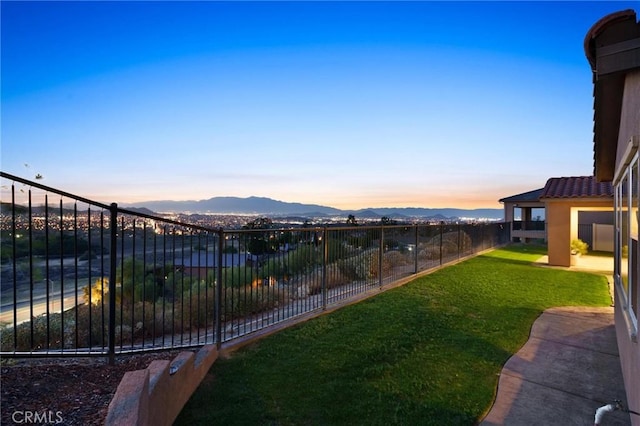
xmin=481 ymin=254 xmax=630 ymax=425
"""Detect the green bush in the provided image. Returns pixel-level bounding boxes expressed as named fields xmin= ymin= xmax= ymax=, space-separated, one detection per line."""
xmin=262 ymin=245 xmax=322 ymax=280
xmin=338 ymin=255 xmax=371 ymax=281
xmin=1 ymin=269 xmax=293 ymax=352
xmin=326 ymin=239 xmax=355 ymax=263
xmin=571 ymin=239 xmax=589 ymax=255
xmin=220 ymin=285 xmax=289 ymax=321
xmin=220 ymin=265 xmax=256 ymax=288
xmin=134 ymin=279 xmax=160 ymax=303
xmin=1 ymin=304 xmax=108 ymax=352
xmin=181 ymin=281 xmax=215 ymax=329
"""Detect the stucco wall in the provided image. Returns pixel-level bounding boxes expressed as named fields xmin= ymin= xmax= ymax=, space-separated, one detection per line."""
xmin=616 ymin=70 xmax=640 ymax=168
xmin=615 ymin=69 xmax=640 ymax=426
xmin=546 ymin=202 xmax=574 ymax=267
xmin=546 ymin=201 xmax=613 ymax=267
xmin=503 ymin=204 xmax=514 ymax=223
xmin=615 ymin=290 xmax=640 ymax=425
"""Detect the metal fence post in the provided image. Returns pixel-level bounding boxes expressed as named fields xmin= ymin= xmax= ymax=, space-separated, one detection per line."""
xmin=216 ymin=228 xmax=224 ymax=348
xmin=10 ymin=185 xmax=18 ymax=349
xmin=414 ymin=225 xmax=418 ymax=274
xmin=458 ymin=224 xmax=461 ymax=259
xmin=379 ymin=227 xmax=384 ymax=288
xmin=439 ymin=221 xmax=444 ymax=266
xmin=322 ymin=227 xmax=328 ymax=310
xmin=108 ymin=203 xmax=118 ymax=365
xmin=481 ymin=223 xmax=486 ymax=251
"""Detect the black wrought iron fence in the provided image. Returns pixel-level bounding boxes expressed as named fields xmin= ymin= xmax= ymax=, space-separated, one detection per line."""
xmin=512 ymin=220 xmax=546 ymax=231
xmin=0 ymin=171 xmax=509 ymax=362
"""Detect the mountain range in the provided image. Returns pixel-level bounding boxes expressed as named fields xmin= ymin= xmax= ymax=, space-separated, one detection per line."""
xmin=124 ymin=196 xmax=504 ymax=220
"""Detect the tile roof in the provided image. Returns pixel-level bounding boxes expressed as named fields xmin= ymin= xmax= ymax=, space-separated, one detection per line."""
xmin=499 ymin=188 xmax=544 ymax=203
xmin=540 ymin=176 xmax=613 ymax=199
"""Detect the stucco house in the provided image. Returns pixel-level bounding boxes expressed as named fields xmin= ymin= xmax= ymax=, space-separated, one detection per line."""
xmin=499 ymin=187 xmax=546 ymax=243
xmin=541 ymin=176 xmax=613 ymax=267
xmin=500 ymin=176 xmax=613 ymax=266
xmin=585 ymin=9 xmax=640 ymax=423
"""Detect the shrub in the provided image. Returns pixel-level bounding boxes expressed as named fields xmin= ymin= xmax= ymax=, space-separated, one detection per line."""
xmin=326 ymin=239 xmax=355 ymax=263
xmin=220 ymin=266 xmax=256 ymax=288
xmin=181 ymin=282 xmax=215 ymax=329
xmin=0 ymin=307 xmax=104 ymax=352
xmin=384 ymin=250 xmax=410 ymax=267
xmin=368 ymin=249 xmax=393 ymax=278
xmin=338 ymin=254 xmax=371 ymax=281
xmin=134 ymin=279 xmax=159 ymax=304
xmin=83 ymin=277 xmax=109 ymax=305
xmin=571 ymin=239 xmax=589 ymax=255
xmin=262 ymin=245 xmax=322 ymax=279
xmin=418 ymin=231 xmax=473 ymax=260
xmin=307 ymin=263 xmax=350 ymax=295
xmin=220 ymin=285 xmax=289 ymax=321
xmin=81 ymin=303 xmax=110 ymax=346
xmin=0 ymin=313 xmax=60 ymax=351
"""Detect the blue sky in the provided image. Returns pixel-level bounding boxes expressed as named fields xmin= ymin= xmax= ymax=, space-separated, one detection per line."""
xmin=2 ymin=1 xmax=637 ymax=210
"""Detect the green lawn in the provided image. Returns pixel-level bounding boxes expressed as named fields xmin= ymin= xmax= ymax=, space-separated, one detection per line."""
xmin=175 ymin=244 xmax=611 ymax=426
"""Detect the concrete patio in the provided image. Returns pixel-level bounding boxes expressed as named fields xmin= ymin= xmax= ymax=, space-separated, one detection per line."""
xmin=481 ymin=254 xmax=631 ymax=425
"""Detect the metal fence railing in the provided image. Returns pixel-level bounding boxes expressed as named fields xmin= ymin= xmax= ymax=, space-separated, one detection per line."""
xmin=512 ymin=220 xmax=546 ymax=231
xmin=0 ymin=171 xmax=510 ymax=362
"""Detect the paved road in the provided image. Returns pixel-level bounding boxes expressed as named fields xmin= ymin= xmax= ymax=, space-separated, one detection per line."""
xmin=0 ymin=289 xmax=85 ymax=325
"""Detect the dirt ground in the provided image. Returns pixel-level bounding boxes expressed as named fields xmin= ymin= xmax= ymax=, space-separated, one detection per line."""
xmin=1 ymin=351 xmax=184 ymax=425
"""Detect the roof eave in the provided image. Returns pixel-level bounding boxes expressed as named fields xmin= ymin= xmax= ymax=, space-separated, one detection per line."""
xmin=585 ymin=9 xmax=640 ymax=182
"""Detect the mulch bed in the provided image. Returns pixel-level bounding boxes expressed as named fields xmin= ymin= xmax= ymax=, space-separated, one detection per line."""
xmin=1 ymin=351 xmax=185 ymax=425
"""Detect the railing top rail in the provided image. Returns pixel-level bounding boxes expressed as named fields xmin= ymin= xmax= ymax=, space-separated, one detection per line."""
xmin=1 ymin=171 xmax=224 ymax=233
xmin=320 ymin=224 xmax=416 ymax=232
xmin=1 ymin=171 xmax=112 ymax=210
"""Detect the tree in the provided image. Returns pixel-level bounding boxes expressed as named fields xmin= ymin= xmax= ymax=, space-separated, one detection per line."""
xmin=242 ymin=217 xmax=276 ymax=256
xmin=243 ymin=217 xmax=273 ymax=230
xmin=381 ymin=216 xmax=396 ymax=225
xmin=346 ymin=214 xmax=357 ymax=226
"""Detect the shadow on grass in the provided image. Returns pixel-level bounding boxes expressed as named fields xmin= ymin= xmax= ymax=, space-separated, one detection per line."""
xmin=477 ymin=243 xmax=547 ymax=266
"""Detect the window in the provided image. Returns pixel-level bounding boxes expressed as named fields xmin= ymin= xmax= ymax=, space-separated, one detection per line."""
xmin=615 ymin=153 xmax=639 ymax=334
xmin=619 ymin=170 xmax=629 ymax=296
xmin=632 ymin=158 xmax=639 ymax=322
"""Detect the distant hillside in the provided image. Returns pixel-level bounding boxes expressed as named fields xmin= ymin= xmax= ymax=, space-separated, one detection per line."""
xmin=126 ymin=196 xmax=342 ymax=216
xmin=353 ymin=207 xmax=504 ymax=220
xmin=125 ymin=196 xmax=503 ymax=220
xmin=123 ymin=207 xmax=158 ymax=216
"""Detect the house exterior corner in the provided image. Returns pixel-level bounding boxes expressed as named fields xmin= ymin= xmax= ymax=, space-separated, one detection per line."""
xmin=586 ymin=9 xmax=640 ymax=423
